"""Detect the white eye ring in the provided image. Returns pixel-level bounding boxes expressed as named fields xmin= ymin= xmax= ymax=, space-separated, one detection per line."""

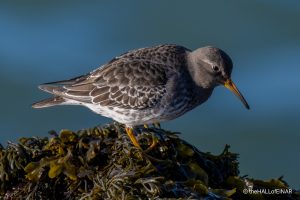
xmin=212 ymin=65 xmax=219 ymax=72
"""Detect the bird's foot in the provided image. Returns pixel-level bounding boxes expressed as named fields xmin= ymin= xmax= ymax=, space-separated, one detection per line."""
xmin=125 ymin=127 xmax=142 ymax=149
xmin=125 ymin=125 xmax=160 ymax=152
xmin=145 ymin=133 xmax=159 ymax=153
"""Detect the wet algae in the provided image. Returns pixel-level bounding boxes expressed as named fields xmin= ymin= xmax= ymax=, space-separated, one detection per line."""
xmin=0 ymin=123 xmax=299 ymax=199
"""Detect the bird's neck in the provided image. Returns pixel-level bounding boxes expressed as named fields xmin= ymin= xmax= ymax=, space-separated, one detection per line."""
xmin=186 ymin=51 xmax=216 ymax=89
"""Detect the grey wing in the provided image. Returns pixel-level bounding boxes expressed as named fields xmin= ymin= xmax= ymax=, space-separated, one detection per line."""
xmin=49 ymin=59 xmax=170 ymax=110
xmin=40 ymin=44 xmax=189 ymax=109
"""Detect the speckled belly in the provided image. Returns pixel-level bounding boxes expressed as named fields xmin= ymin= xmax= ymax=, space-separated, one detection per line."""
xmin=85 ymin=95 xmax=200 ymax=126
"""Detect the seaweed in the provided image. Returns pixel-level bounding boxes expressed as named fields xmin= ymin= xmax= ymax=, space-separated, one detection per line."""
xmin=0 ymin=122 xmax=299 ymax=199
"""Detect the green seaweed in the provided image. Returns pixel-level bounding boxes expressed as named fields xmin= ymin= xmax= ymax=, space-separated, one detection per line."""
xmin=0 ymin=122 xmax=299 ymax=199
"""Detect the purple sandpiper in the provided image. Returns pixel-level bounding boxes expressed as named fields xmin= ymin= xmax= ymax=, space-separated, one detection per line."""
xmin=33 ymin=44 xmax=250 ymax=148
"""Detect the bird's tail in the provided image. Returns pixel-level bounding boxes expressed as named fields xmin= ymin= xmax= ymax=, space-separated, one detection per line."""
xmin=32 ymin=96 xmax=65 ymax=108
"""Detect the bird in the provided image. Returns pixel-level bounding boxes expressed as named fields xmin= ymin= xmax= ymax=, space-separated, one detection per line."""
xmin=32 ymin=44 xmax=250 ymax=149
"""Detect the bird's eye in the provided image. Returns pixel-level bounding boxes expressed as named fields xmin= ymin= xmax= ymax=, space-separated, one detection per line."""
xmin=212 ymin=65 xmax=219 ymax=72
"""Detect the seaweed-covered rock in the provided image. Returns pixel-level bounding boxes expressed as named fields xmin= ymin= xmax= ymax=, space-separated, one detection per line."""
xmin=0 ymin=123 xmax=299 ymax=199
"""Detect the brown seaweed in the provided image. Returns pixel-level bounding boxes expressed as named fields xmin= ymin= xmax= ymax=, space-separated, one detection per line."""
xmin=0 ymin=123 xmax=299 ymax=199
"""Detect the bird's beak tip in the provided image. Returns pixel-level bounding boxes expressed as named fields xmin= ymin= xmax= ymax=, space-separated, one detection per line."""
xmin=245 ymin=104 xmax=250 ymax=110
xmin=223 ymin=79 xmax=250 ymax=110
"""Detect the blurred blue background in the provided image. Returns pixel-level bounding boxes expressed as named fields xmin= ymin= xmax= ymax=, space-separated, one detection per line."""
xmin=0 ymin=0 xmax=299 ymax=188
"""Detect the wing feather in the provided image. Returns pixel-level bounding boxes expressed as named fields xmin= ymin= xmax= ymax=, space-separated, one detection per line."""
xmin=39 ymin=44 xmax=188 ymax=110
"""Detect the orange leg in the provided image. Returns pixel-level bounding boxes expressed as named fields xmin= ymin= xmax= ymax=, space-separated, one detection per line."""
xmin=125 ymin=127 xmax=141 ymax=149
xmin=145 ymin=133 xmax=158 ymax=153
xmin=143 ymin=124 xmax=159 ymax=152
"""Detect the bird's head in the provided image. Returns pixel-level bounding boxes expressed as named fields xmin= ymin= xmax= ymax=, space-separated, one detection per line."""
xmin=188 ymin=46 xmax=250 ymax=109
